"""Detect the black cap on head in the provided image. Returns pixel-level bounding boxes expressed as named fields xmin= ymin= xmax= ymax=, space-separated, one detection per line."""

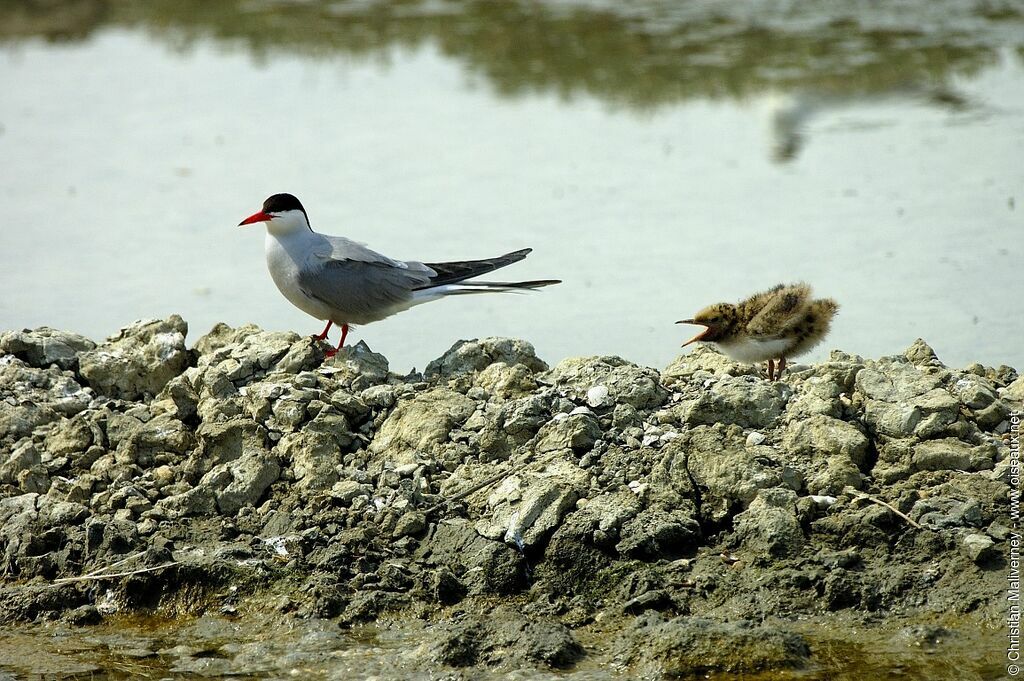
xmin=262 ymin=193 xmax=306 ymax=216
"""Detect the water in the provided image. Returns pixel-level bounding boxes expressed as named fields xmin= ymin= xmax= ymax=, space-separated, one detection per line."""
xmin=0 ymin=2 xmax=1021 ymax=374
xmin=0 ymin=614 xmax=1007 ymax=680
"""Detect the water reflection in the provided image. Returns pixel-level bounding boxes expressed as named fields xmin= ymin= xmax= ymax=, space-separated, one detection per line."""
xmin=3 ymin=0 xmax=1021 ymax=116
xmin=767 ymin=84 xmax=970 ymax=162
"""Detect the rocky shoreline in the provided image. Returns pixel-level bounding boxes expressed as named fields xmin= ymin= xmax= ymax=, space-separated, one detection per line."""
xmin=0 ymin=317 xmax=1018 ymax=678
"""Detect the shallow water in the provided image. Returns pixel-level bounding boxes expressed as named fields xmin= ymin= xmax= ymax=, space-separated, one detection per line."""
xmin=0 ymin=614 xmax=1008 ymax=680
xmin=1 ymin=1 xmax=1022 ymax=373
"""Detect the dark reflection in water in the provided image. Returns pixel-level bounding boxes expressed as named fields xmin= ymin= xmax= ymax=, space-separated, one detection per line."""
xmin=3 ymin=0 xmax=1022 ymax=118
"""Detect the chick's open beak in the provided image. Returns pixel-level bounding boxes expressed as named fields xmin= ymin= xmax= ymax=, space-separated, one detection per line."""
xmin=676 ymin=319 xmax=709 ymax=347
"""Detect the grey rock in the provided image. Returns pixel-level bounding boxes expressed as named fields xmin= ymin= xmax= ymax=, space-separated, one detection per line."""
xmin=975 ymin=399 xmax=1011 ymax=432
xmin=425 ymin=337 xmax=547 ymax=380
xmin=1002 ymin=375 xmax=1024 ymax=406
xmin=654 ymin=428 xmax=785 ymax=524
xmin=499 ymin=394 xmax=551 ymax=443
xmin=201 ymin=451 xmax=282 ymax=515
xmin=856 ymin=361 xmax=944 ymax=403
xmin=62 ymin=604 xmax=102 ymax=626
xmin=675 ymin=375 xmax=785 ymax=429
xmin=541 ymin=356 xmax=668 ymax=410
xmin=193 ymin=323 xmax=315 ymax=388
xmin=615 ymin=506 xmax=701 ymax=559
xmin=393 ymin=511 xmax=426 ymax=538
xmin=733 ymin=487 xmax=805 ymax=558
xmin=420 ymin=520 xmax=525 ymax=594
xmin=369 ymin=388 xmax=476 ymax=468
xmin=951 ymin=374 xmax=998 ymax=410
xmin=0 ymin=441 xmax=42 ymax=485
xmin=475 ymin=459 xmax=590 ymax=549
xmin=612 ymin=614 xmax=810 ymax=676
xmin=586 ymin=384 xmax=612 ymax=408
xmin=158 ymin=486 xmax=217 ymax=517
xmin=17 ymin=466 xmax=51 ymax=493
xmin=194 ymin=322 xmax=265 ymax=355
xmin=194 ymin=418 xmax=267 ymax=471
xmin=85 ymin=517 xmax=139 ymax=557
xmin=79 ymin=316 xmax=191 ymax=400
xmin=960 ymin=533 xmax=996 ymax=564
xmin=278 ymin=429 xmax=344 ymax=491
xmin=550 ymin=490 xmax=641 ymax=551
xmin=473 ymin=362 xmax=538 ymax=399
xmin=428 ymin=606 xmax=582 ymax=668
xmin=0 ymin=327 xmax=96 ymax=370
xmin=782 ymin=414 xmax=869 ymax=467
xmin=662 ymin=345 xmax=757 ymax=385
xmin=904 ymin=338 xmax=943 ymax=366
xmin=151 ymin=374 xmax=200 ymax=421
xmin=40 ymin=500 xmax=89 ymax=526
xmin=106 ymin=414 xmax=194 ymax=468
xmin=856 ymin=359 xmax=960 ymax=439
xmin=912 ymin=438 xmax=994 ymax=472
xmin=324 ymin=341 xmax=389 ymax=390
xmin=622 ymin=589 xmax=673 ymax=615
xmin=330 ymin=479 xmax=371 ymax=504
xmin=0 ymin=362 xmax=91 ymax=445
xmin=815 ymin=548 xmax=860 ymax=569
xmin=44 ymin=414 xmax=95 ymax=457
xmin=806 ymin=455 xmax=865 ymax=495
xmin=534 ymin=412 xmax=601 ymax=453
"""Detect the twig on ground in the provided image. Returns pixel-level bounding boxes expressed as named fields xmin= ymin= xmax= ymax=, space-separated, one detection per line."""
xmin=847 ymin=488 xmax=923 ymax=529
xmin=52 ymin=561 xmax=181 ymax=585
xmin=424 ymin=456 xmax=537 ymax=516
xmin=69 ymin=550 xmax=149 ymax=579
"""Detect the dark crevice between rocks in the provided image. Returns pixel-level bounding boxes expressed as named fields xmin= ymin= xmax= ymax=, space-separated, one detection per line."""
xmin=682 ymin=452 xmax=722 ymax=540
xmin=861 ymin=432 xmax=881 ymax=475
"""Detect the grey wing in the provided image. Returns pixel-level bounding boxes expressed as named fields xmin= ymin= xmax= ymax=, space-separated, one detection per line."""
xmin=297 ymin=257 xmax=435 ymax=325
xmin=314 ymin=234 xmax=416 ymax=269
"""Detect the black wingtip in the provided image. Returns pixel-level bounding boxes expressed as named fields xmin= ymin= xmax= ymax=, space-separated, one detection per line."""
xmin=470 ymin=279 xmax=561 ymax=289
xmin=419 ymin=247 xmax=541 ymax=290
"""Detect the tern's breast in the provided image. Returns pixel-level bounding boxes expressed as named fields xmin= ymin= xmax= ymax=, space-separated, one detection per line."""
xmin=265 ymin=233 xmax=332 ymax=320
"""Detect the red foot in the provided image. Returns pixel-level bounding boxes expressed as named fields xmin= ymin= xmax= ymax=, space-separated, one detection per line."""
xmin=315 ymin=320 xmax=333 ymax=341
xmin=321 ymin=323 xmax=349 ymax=361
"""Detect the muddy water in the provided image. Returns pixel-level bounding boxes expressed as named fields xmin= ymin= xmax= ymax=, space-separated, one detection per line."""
xmin=0 ymin=614 xmax=1007 ymax=680
xmin=1 ymin=0 xmax=1022 ymax=372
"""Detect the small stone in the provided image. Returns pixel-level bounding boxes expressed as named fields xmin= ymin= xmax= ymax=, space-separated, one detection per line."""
xmin=746 ymin=431 xmax=766 ymax=447
xmin=587 ymin=385 xmax=612 ymax=408
xmin=394 ymin=463 xmax=419 ymax=477
xmin=961 ymin=533 xmax=996 ymax=564
xmin=393 ymin=511 xmax=427 ymax=538
xmin=331 ymin=480 xmax=367 ymax=504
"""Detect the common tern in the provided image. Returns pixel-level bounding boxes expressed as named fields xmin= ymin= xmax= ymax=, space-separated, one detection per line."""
xmin=239 ymin=193 xmax=560 ymax=356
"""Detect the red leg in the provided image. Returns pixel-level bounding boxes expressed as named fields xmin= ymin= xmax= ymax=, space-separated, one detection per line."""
xmin=315 ymin=320 xmax=333 ymax=340
xmin=777 ymin=357 xmax=787 ymax=380
xmin=766 ymin=359 xmax=775 ymax=381
xmin=325 ymin=323 xmax=348 ymax=358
